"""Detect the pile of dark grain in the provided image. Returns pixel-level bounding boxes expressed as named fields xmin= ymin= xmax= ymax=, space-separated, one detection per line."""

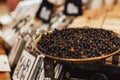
xmin=37 ymin=28 xmax=120 ymax=59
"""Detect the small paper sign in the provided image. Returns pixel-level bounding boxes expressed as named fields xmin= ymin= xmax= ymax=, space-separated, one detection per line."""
xmin=64 ymin=0 xmax=83 ymax=16
xmin=36 ymin=0 xmax=54 ymax=23
xmin=13 ymin=50 xmax=36 ymax=80
xmin=0 ymin=55 xmax=11 ymax=72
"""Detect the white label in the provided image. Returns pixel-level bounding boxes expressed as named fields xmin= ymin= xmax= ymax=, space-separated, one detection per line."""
xmin=0 ymin=55 xmax=11 ymax=72
xmin=28 ymin=54 xmax=45 ymax=80
xmin=13 ymin=50 xmax=35 ymax=80
xmin=67 ymin=3 xmax=78 ymax=14
xmin=35 ymin=62 xmax=44 ymax=80
xmin=54 ymin=64 xmax=63 ymax=79
xmin=40 ymin=6 xmax=51 ymax=20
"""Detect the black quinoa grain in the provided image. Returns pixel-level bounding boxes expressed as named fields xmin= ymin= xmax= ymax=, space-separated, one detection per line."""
xmin=37 ymin=28 xmax=120 ymax=59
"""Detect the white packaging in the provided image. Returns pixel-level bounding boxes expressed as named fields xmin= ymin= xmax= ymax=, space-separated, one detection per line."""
xmin=11 ymin=0 xmax=42 ymax=20
xmin=12 ymin=50 xmax=36 ymax=80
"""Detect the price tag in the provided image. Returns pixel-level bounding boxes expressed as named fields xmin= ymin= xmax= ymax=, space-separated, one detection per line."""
xmin=64 ymin=0 xmax=83 ymax=16
xmin=29 ymin=54 xmax=45 ymax=80
xmin=36 ymin=0 xmax=54 ymax=23
xmin=0 ymin=55 xmax=11 ymax=72
xmin=35 ymin=61 xmax=45 ymax=80
xmin=13 ymin=50 xmax=36 ymax=80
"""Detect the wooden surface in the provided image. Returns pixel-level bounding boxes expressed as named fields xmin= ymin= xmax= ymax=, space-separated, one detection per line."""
xmin=68 ymin=3 xmax=120 ymax=34
xmin=0 ymin=73 xmax=11 ymax=80
xmin=0 ymin=38 xmax=11 ymax=80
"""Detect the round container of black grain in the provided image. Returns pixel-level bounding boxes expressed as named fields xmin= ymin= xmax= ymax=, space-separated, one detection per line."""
xmin=34 ymin=28 xmax=120 ymax=63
